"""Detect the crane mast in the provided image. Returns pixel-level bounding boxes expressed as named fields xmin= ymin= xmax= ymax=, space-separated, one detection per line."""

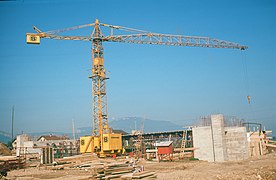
xmin=26 ymin=19 xmax=248 ymax=157
xmin=90 ymin=20 xmax=109 ymax=155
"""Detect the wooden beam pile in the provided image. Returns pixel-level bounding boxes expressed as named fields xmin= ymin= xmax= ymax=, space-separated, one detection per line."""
xmin=94 ymin=163 xmax=134 ymax=179
xmin=0 ymin=156 xmax=25 ymax=177
xmin=93 ymin=162 xmax=156 ymax=179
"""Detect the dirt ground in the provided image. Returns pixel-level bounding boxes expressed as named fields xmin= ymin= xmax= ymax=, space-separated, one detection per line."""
xmin=4 ymin=153 xmax=276 ymax=180
xmin=142 ymin=153 xmax=276 ymax=180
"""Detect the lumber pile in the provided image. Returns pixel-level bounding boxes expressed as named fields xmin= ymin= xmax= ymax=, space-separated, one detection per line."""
xmin=0 ymin=156 xmax=25 ymax=177
xmin=94 ymin=163 xmax=134 ymax=179
xmin=48 ymin=161 xmax=104 ymax=170
xmin=46 ymin=154 xmax=101 ymax=170
xmin=46 ymin=154 xmax=157 ymax=179
xmin=55 ymin=153 xmax=98 ymax=164
xmin=93 ymin=162 xmax=156 ymax=179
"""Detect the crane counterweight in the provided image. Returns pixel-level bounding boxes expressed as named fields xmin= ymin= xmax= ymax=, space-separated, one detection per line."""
xmin=26 ymin=34 xmax=40 ymax=44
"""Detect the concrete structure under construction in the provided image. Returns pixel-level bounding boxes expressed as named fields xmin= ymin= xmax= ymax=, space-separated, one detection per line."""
xmin=14 ymin=134 xmax=79 ymax=160
xmin=192 ymin=114 xmax=249 ymax=162
xmin=122 ymin=130 xmax=192 ymax=153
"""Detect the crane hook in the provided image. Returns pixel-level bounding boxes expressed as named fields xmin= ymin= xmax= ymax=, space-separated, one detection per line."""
xmin=247 ymin=95 xmax=251 ymax=104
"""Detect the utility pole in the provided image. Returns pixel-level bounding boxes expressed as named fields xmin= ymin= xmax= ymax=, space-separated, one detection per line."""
xmin=11 ymin=105 xmax=14 ymax=141
xmin=72 ymin=118 xmax=76 ymax=141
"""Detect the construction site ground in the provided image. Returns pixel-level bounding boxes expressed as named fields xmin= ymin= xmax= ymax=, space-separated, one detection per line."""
xmin=4 ymin=152 xmax=276 ymax=180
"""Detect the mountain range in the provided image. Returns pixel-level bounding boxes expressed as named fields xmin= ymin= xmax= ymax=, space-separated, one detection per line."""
xmin=78 ymin=117 xmax=183 ymax=136
xmin=0 ymin=117 xmax=184 ymax=143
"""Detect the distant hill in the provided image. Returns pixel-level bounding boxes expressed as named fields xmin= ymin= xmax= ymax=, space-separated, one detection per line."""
xmin=4 ymin=132 xmax=74 ymax=141
xmin=0 ymin=131 xmax=11 ymax=144
xmin=78 ymin=117 xmax=183 ymax=135
xmin=1 ymin=118 xmax=183 ymax=141
xmin=109 ymin=117 xmax=182 ymax=133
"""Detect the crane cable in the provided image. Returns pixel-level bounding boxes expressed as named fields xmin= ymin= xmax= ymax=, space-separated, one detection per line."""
xmin=241 ymin=51 xmax=251 ymax=105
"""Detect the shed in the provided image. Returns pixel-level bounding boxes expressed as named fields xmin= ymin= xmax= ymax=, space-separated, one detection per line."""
xmin=155 ymin=141 xmax=173 ymax=161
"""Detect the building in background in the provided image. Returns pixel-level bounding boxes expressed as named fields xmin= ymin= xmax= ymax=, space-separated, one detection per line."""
xmin=37 ymin=135 xmax=69 ymax=142
xmin=14 ymin=134 xmax=79 ymax=163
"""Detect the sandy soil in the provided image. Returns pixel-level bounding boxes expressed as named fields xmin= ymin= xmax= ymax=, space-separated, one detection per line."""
xmin=4 ymin=153 xmax=276 ymax=180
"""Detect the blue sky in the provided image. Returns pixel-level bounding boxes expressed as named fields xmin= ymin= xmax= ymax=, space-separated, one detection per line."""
xmin=0 ymin=0 xmax=275 ymax=135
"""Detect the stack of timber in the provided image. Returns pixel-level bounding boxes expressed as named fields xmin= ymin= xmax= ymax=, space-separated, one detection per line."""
xmin=0 ymin=156 xmax=25 ymax=177
xmin=0 ymin=156 xmax=25 ymax=169
xmin=55 ymin=153 xmax=98 ymax=164
xmin=94 ymin=162 xmax=134 ymax=179
xmin=47 ymin=154 xmax=100 ymax=170
xmin=93 ymin=162 xmax=156 ymax=179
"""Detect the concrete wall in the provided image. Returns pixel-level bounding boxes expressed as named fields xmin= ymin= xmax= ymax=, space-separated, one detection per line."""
xmin=193 ymin=126 xmax=214 ymax=162
xmin=193 ymin=114 xmax=248 ymax=162
xmin=225 ymin=127 xmax=248 ymax=161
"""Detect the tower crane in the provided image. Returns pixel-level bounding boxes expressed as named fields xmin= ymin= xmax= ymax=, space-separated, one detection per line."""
xmin=26 ymin=19 xmax=247 ymax=157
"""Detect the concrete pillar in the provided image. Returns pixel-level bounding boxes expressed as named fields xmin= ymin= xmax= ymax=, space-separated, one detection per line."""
xmin=211 ymin=114 xmax=228 ymax=162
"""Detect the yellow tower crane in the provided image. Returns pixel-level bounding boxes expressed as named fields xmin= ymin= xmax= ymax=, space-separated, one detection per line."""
xmin=26 ymin=19 xmax=248 ymax=157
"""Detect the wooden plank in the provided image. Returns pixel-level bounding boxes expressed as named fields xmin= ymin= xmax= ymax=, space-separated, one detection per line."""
xmin=105 ymin=163 xmax=129 ymax=169
xmin=147 ymin=174 xmax=157 ymax=179
xmin=0 ymin=156 xmax=19 ymax=161
xmin=95 ymin=174 xmax=105 ymax=178
xmin=132 ymin=171 xmax=156 ymax=179
xmin=110 ymin=170 xmax=133 ymax=175
xmin=266 ymin=144 xmax=276 ymax=148
xmin=104 ymin=174 xmax=122 ymax=179
xmin=133 ymin=171 xmax=152 ymax=176
xmin=105 ymin=166 xmax=133 ymax=172
xmin=120 ymin=173 xmax=133 ymax=180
